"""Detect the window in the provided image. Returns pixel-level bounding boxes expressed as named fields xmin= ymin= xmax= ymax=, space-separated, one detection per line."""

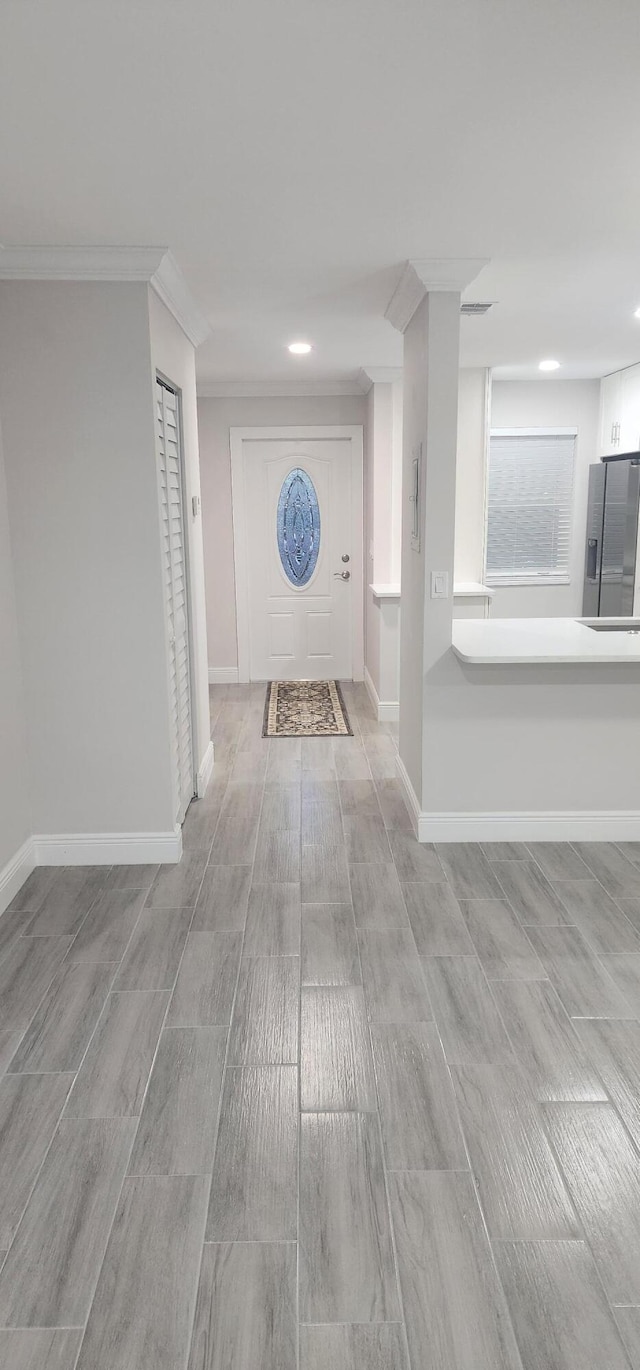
xmin=276 ymin=467 xmax=321 ymax=586
xmin=485 ymin=428 xmax=576 ymax=584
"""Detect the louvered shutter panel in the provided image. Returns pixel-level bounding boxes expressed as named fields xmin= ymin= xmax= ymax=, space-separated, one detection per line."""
xmin=486 ymin=431 xmax=576 ymax=582
xmin=156 ymin=379 xmax=194 ymax=823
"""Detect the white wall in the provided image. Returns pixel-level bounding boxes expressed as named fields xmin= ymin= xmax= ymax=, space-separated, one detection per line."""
xmin=0 ymin=282 xmax=176 ymax=838
xmin=364 ymin=381 xmax=402 ymax=708
xmin=364 ymin=386 xmax=379 ymax=691
xmin=455 ymin=368 xmax=489 ymax=584
xmin=0 ymin=408 xmax=31 ymax=873
xmin=148 ymin=290 xmax=210 ymax=782
xmin=489 ymin=379 xmax=600 ymax=617
xmin=197 ymin=394 xmax=366 ymax=671
xmin=407 ymin=364 xmax=640 ymax=835
xmin=399 ymin=292 xmax=461 ymax=803
xmin=421 ymin=653 xmax=640 ymax=829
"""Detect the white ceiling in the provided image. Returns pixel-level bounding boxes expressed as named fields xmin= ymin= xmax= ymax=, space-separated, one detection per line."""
xmin=2 ymin=0 xmax=640 ymax=386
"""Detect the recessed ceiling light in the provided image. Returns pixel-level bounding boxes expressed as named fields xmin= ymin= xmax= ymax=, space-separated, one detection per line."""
xmin=288 ymin=341 xmax=312 ymax=355
xmin=539 ymin=358 xmax=561 ymax=371
xmin=634 ymin=307 xmax=640 ymax=319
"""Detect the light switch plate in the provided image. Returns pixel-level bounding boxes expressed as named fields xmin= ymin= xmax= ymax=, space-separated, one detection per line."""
xmin=431 ymin=570 xmax=449 ymax=599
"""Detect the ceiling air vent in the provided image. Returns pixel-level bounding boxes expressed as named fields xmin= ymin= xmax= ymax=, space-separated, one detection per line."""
xmin=460 ymin=302 xmax=494 ymax=316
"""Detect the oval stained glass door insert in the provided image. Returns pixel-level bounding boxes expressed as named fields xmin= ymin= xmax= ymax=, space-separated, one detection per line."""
xmin=277 ymin=467 xmax=321 ymax=586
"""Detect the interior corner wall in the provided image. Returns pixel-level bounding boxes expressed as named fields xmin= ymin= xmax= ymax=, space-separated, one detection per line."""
xmin=489 ymin=379 xmax=600 ymax=617
xmin=0 ymin=281 xmax=175 ymax=838
xmin=0 ymin=406 xmax=31 ymax=871
xmin=148 ymin=290 xmax=210 ymax=778
xmin=197 ymin=393 xmax=367 ymax=673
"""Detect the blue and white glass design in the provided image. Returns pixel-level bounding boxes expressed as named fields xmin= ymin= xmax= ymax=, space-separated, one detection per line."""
xmin=277 ymin=467 xmax=321 ymax=586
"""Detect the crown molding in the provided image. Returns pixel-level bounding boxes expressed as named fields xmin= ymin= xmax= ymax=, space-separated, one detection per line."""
xmin=385 ymin=257 xmax=489 ymax=333
xmin=149 ymin=251 xmax=211 ymax=348
xmin=197 ymin=378 xmax=364 ymax=398
xmin=0 ymin=245 xmax=211 ymax=349
xmin=0 ymin=244 xmax=167 ymax=281
xmin=357 ymin=366 xmax=403 ymax=393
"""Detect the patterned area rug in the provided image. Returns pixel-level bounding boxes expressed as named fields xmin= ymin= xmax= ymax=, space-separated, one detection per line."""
xmin=263 ymin=680 xmax=352 ymax=737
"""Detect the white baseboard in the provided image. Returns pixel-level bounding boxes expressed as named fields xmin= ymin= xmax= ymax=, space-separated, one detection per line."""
xmin=32 ymin=829 xmax=183 ymax=866
xmin=363 ymin=666 xmax=399 ymax=724
xmin=416 ymin=811 xmax=640 ymax=843
xmin=196 ymin=741 xmax=215 ymax=798
xmin=1 ymin=828 xmax=182 ymax=910
xmin=394 ymin=757 xmax=640 ymax=843
xmin=363 ymin=666 xmax=378 ymax=713
xmin=208 ymin=666 xmax=239 ymax=685
xmin=395 ymin=755 xmax=422 ymax=836
xmin=0 ymin=838 xmax=36 ymax=915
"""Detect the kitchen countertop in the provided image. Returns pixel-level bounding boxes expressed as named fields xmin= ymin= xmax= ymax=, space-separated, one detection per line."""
xmin=452 ymin=581 xmax=494 ymax=598
xmin=369 ymin=583 xmax=401 ymax=599
xmin=452 ymin=617 xmax=640 ymax=664
xmin=370 ymin=581 xmax=494 ymax=599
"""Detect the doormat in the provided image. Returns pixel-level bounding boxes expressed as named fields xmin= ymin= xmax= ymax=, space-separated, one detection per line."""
xmin=263 ymin=680 xmax=353 ymax=737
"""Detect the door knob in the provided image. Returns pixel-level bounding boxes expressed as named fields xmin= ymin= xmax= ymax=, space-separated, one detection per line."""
xmin=334 ymin=570 xmax=351 ymax=580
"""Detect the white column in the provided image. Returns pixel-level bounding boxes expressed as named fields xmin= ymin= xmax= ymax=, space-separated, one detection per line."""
xmin=385 ymin=258 xmax=487 ymax=817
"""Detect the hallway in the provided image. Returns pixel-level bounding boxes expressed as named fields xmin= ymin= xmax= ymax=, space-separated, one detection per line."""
xmin=0 ymin=685 xmax=640 ymax=1366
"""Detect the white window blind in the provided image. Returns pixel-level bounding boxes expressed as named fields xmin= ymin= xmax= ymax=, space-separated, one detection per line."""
xmin=485 ymin=429 xmax=576 ymax=583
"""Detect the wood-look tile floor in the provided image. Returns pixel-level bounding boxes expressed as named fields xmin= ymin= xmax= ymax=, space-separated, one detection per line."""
xmin=3 ymin=684 xmax=640 ymax=1366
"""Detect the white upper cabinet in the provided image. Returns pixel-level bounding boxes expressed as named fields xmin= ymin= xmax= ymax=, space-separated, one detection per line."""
xmin=599 ymin=364 xmax=640 ymax=457
xmin=599 ymin=370 xmax=623 ymax=455
xmin=620 ymin=363 xmax=640 ymax=453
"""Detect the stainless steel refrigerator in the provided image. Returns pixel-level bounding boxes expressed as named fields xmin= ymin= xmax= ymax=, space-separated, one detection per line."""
xmin=583 ymin=457 xmax=640 ymax=616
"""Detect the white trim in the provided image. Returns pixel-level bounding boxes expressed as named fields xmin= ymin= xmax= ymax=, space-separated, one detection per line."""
xmin=385 ymin=258 xmax=489 ymax=333
xmin=364 ymin=666 xmax=378 ymax=713
xmin=0 ymin=244 xmax=167 ymax=280
xmin=196 ymin=741 xmax=215 ymax=798
xmin=485 ymin=576 xmax=571 ymax=588
xmin=393 ymin=765 xmax=640 ymax=843
xmin=0 ymin=246 xmax=210 ymax=349
xmin=363 ymin=667 xmax=399 ymax=723
xmin=197 ymin=379 xmax=363 ymax=398
xmin=208 ymin=666 xmax=240 ymax=684
xmin=230 ymin=425 xmax=364 ymax=684
xmin=150 ymin=253 xmax=211 ymax=348
xmin=395 ymin=755 xmax=422 ymax=836
xmin=415 ymin=811 xmax=640 ymax=843
xmin=357 ymin=367 xmax=403 ymax=393
xmin=32 ymin=830 xmax=182 ymax=866
xmin=491 ymin=427 xmax=578 ymax=438
xmin=0 ymin=838 xmax=36 ymax=916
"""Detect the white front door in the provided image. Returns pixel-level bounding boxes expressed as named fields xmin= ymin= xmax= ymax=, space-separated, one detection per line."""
xmin=234 ymin=430 xmax=363 ymax=681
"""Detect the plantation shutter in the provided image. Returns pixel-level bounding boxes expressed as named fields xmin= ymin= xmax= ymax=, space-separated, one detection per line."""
xmin=486 ymin=430 xmax=576 ymax=582
xmin=156 ymin=378 xmax=194 ymax=823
